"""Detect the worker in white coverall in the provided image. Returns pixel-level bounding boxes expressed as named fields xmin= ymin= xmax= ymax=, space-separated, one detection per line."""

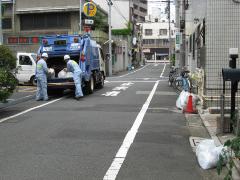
xmin=64 ymin=55 xmax=83 ymax=100
xmin=35 ymin=53 xmax=49 ymax=101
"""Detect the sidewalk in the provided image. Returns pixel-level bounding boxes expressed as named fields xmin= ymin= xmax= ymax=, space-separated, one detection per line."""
xmin=199 ymin=111 xmax=240 ymax=180
xmin=0 ymin=86 xmax=36 ymax=109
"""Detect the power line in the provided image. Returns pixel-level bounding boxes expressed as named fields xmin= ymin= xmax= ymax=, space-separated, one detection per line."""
xmin=112 ymin=0 xmax=129 ymax=23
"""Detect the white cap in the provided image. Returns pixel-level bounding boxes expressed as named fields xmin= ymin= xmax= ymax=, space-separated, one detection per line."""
xmin=64 ymin=55 xmax=70 ymax=60
xmin=42 ymin=53 xmax=48 ymax=58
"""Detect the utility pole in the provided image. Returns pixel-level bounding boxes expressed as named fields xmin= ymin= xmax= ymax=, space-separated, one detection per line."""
xmin=0 ymin=0 xmax=3 ymax=45
xmin=79 ymin=0 xmax=82 ymax=34
xmin=180 ymin=0 xmax=186 ymax=68
xmin=107 ymin=0 xmax=113 ymax=76
xmin=168 ymin=0 xmax=171 ymax=62
xmin=12 ymin=0 xmax=15 ymax=33
xmin=175 ymin=0 xmax=180 ymax=67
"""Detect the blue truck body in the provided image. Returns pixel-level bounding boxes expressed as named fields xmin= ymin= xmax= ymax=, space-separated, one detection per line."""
xmin=38 ymin=34 xmax=105 ymax=93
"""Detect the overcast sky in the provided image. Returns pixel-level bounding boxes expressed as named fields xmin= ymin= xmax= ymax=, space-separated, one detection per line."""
xmin=148 ymin=0 xmax=175 ymax=21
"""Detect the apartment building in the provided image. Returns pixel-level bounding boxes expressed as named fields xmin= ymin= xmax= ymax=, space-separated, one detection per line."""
xmin=141 ymin=21 xmax=175 ymax=60
xmin=177 ymin=0 xmax=240 ymax=108
xmin=2 ymin=0 xmax=108 ymax=52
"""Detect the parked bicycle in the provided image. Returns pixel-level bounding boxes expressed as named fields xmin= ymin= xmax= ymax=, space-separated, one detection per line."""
xmin=174 ymin=69 xmax=191 ymax=93
xmin=168 ymin=66 xmax=179 ymax=86
xmin=168 ymin=66 xmax=192 ymax=94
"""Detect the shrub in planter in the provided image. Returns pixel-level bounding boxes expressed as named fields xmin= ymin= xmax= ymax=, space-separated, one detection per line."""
xmin=0 ymin=45 xmax=18 ymax=102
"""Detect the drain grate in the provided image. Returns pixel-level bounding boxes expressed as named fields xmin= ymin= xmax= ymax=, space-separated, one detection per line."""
xmin=189 ymin=136 xmax=208 ymax=152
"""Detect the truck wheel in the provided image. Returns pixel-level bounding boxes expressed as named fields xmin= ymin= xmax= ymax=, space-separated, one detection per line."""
xmin=86 ymin=75 xmax=94 ymax=94
xmin=97 ymin=73 xmax=104 ymax=89
xmin=30 ymin=76 xmax=37 ymax=86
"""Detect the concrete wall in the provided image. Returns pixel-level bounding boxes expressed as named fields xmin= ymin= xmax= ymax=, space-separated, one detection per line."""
xmin=16 ymin=0 xmax=79 ymax=10
xmin=184 ymin=0 xmax=240 ymax=107
xmin=205 ymin=0 xmax=240 ymax=90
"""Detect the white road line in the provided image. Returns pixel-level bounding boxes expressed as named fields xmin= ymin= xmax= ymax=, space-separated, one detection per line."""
xmin=116 ymin=64 xmax=150 ymax=78
xmin=160 ymin=63 xmax=167 ymax=78
xmin=104 ymin=81 xmax=164 ymax=83
xmin=18 ymin=87 xmax=36 ymax=91
xmin=103 ymin=81 xmax=159 ymax=180
xmin=0 ymin=97 xmax=64 ymax=123
xmin=6 ymin=95 xmax=33 ymax=102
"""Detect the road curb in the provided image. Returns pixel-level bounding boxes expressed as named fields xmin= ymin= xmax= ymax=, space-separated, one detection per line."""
xmin=0 ymin=95 xmax=35 ymax=109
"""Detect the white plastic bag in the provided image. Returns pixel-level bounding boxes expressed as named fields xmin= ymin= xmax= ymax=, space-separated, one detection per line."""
xmin=196 ymin=139 xmax=224 ymax=170
xmin=58 ymin=70 xmax=73 ymax=78
xmin=176 ymin=90 xmax=199 ymax=110
xmin=176 ymin=90 xmax=189 ymax=109
xmin=47 ymin=68 xmax=55 ymax=78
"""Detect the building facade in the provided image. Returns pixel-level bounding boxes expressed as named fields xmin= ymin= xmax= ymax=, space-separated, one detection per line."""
xmin=177 ymin=0 xmax=240 ymax=108
xmin=141 ymin=21 xmax=175 ymax=61
xmin=2 ymin=0 xmax=108 ymax=53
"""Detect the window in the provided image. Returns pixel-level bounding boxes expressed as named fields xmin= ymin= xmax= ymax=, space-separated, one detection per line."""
xmin=143 ymin=39 xmax=154 ymax=44
xmin=156 ymin=39 xmax=163 ymax=45
xmin=145 ymin=29 xmax=152 ymax=36
xmin=20 ymin=13 xmax=70 ymax=30
xmin=159 ymin=29 xmax=168 ymax=35
xmin=19 ymin=56 xmax=32 ymax=65
xmin=2 ymin=18 xmax=12 ymax=29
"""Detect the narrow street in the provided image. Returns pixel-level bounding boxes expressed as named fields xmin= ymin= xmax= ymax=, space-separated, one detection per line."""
xmin=0 ymin=63 xmax=219 ymax=180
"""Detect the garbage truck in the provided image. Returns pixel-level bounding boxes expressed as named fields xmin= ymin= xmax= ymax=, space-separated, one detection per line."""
xmin=38 ymin=34 xmax=105 ymax=94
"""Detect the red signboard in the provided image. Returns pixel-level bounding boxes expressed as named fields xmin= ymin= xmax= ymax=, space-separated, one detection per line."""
xmin=8 ymin=37 xmax=18 ymax=44
xmin=19 ymin=37 xmax=29 ymax=44
xmin=31 ymin=37 xmax=39 ymax=43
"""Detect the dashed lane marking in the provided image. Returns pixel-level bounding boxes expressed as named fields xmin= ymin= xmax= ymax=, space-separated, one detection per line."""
xmin=136 ymin=91 xmax=176 ymax=96
xmin=160 ymin=63 xmax=167 ymax=78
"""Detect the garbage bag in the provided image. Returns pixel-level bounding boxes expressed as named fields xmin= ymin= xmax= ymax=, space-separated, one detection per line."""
xmin=176 ymin=90 xmax=189 ymax=110
xmin=196 ymin=139 xmax=224 ymax=170
xmin=176 ymin=90 xmax=200 ymax=110
xmin=47 ymin=68 xmax=55 ymax=79
xmin=58 ymin=70 xmax=73 ymax=78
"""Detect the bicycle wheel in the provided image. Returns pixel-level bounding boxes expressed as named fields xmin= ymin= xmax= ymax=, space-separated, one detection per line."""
xmin=175 ymin=78 xmax=183 ymax=93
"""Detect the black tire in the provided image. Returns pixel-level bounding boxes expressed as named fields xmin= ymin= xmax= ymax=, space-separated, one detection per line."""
xmin=86 ymin=75 xmax=94 ymax=94
xmin=175 ymin=79 xmax=183 ymax=93
xmin=97 ymin=73 xmax=104 ymax=89
xmin=30 ymin=76 xmax=37 ymax=86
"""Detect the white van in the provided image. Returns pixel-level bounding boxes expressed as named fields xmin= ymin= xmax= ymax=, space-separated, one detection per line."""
xmin=15 ymin=52 xmax=37 ymax=85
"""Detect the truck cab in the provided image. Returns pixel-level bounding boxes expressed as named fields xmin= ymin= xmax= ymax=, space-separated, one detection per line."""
xmin=38 ymin=34 xmax=105 ymax=94
xmin=15 ymin=52 xmax=37 ymax=85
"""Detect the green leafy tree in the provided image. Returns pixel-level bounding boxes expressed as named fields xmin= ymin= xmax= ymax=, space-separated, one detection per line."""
xmin=217 ymin=137 xmax=240 ymax=180
xmin=0 ymin=45 xmax=18 ymax=102
xmin=91 ymin=9 xmax=108 ymax=33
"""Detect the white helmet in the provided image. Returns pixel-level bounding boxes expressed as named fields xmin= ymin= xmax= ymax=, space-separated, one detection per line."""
xmin=42 ymin=53 xmax=48 ymax=58
xmin=64 ymin=55 xmax=70 ymax=60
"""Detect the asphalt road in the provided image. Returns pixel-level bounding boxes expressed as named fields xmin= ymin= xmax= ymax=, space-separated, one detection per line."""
xmin=0 ymin=63 xmax=219 ymax=180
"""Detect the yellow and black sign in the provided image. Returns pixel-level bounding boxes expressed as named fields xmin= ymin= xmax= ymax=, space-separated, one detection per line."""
xmin=83 ymin=2 xmax=97 ymax=17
